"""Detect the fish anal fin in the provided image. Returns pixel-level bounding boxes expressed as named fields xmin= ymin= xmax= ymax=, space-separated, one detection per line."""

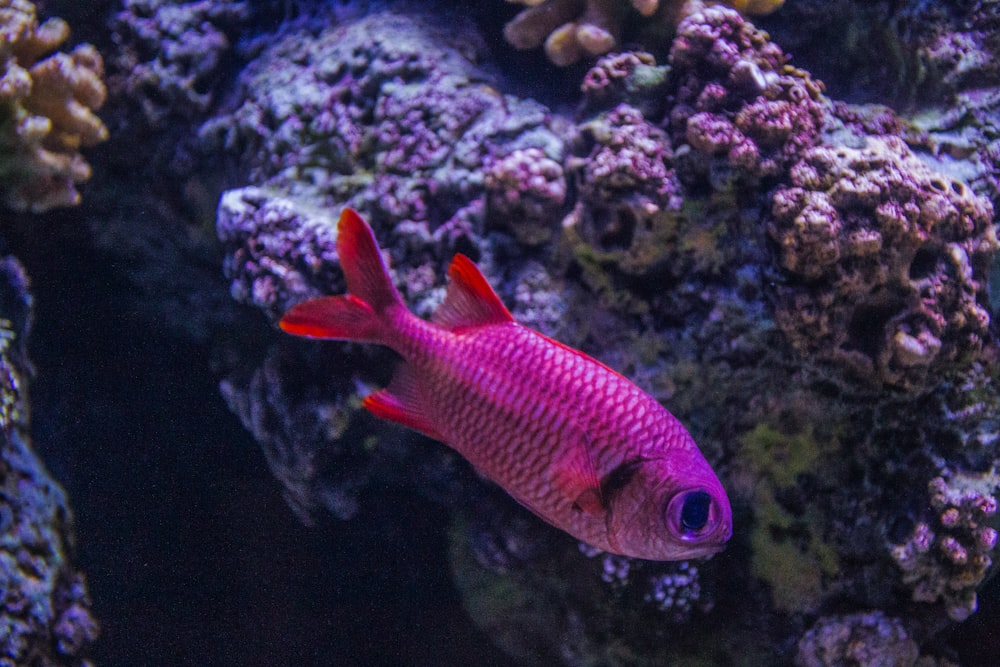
xmin=361 ymin=363 xmax=442 ymax=441
xmin=550 ymin=424 xmax=605 ymax=515
xmin=431 ymin=254 xmax=514 ymax=331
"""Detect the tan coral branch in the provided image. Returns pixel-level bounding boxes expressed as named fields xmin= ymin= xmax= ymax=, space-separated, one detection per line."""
xmin=1 ymin=0 xmax=108 ymax=212
xmin=505 ymin=0 xmax=786 ymax=66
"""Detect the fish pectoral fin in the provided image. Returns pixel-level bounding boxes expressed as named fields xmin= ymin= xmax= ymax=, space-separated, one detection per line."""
xmin=361 ymin=363 xmax=443 ymax=441
xmin=571 ymin=488 xmax=605 ymax=515
xmin=431 ymin=254 xmax=514 ymax=331
xmin=550 ymin=426 xmax=606 ymax=515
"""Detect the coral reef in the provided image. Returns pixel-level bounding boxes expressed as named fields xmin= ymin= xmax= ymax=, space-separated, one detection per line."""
xmin=503 ymin=0 xmax=785 ymax=66
xmin=207 ymin=7 xmax=572 ymax=357
xmin=564 ymin=103 xmax=685 ymax=279
xmin=0 ymin=0 xmax=107 ymax=212
xmin=211 ymin=5 xmax=573 ymax=528
xmin=774 ymin=0 xmax=1000 ymax=106
xmin=212 ymin=4 xmax=1000 ymax=665
xmin=767 ymin=134 xmax=998 ymax=391
xmin=484 ymin=147 xmax=566 ymax=246
xmin=203 ymin=9 xmax=566 ymax=247
xmin=0 ymin=256 xmax=98 ymax=665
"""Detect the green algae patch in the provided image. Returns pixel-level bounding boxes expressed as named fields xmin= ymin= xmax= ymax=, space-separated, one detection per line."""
xmin=740 ymin=423 xmax=841 ymax=614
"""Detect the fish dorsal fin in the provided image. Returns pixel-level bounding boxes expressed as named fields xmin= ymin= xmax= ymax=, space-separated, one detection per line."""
xmin=431 ymin=254 xmax=513 ymax=331
xmin=550 ymin=422 xmax=605 ymax=515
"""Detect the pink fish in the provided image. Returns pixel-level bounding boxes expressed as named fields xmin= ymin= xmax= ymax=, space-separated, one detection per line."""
xmin=280 ymin=209 xmax=732 ymax=560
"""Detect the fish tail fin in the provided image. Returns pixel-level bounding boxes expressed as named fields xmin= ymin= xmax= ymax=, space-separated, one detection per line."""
xmin=279 ymin=209 xmax=404 ymax=344
xmin=335 ymin=208 xmax=403 ymax=314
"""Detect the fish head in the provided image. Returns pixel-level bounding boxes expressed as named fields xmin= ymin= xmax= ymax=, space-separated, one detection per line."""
xmin=604 ymin=448 xmax=732 ymax=561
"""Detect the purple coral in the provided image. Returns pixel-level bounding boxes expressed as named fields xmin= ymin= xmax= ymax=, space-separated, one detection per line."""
xmin=767 ymin=135 xmax=998 ymax=391
xmin=205 ymin=4 xmax=1000 ymax=663
xmin=579 ymin=50 xmax=670 ymax=118
xmin=484 ymin=148 xmax=566 ymax=245
xmin=0 ymin=256 xmax=99 ymax=664
xmin=217 ymin=187 xmax=344 ymax=323
xmin=565 ymin=103 xmax=685 ymax=276
xmin=668 ymin=6 xmax=826 ymax=182
xmin=109 ymin=0 xmax=249 ymax=125
xmin=204 ymin=9 xmax=566 ymax=238
xmin=891 ymin=471 xmax=999 ymax=621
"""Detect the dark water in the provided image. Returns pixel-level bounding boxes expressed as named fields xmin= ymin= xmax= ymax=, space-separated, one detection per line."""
xmin=11 ymin=214 xmax=514 ymax=666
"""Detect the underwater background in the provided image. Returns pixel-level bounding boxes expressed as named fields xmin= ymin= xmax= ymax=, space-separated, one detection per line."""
xmin=3 ymin=0 xmax=1000 ymax=665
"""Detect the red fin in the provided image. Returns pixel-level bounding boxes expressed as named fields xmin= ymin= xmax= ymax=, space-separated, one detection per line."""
xmin=550 ymin=423 xmax=605 ymax=515
xmin=279 ymin=294 xmax=381 ymax=341
xmin=280 ymin=209 xmax=404 ymax=344
xmin=431 ymin=254 xmax=513 ymax=331
xmin=336 ymin=208 xmax=403 ymax=313
xmin=361 ymin=363 xmax=442 ymax=440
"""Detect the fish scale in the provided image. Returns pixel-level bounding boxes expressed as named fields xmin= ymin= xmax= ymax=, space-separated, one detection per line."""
xmin=280 ymin=209 xmax=732 ymax=560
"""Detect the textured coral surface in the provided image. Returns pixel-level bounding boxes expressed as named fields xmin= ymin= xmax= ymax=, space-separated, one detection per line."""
xmin=0 ymin=257 xmax=98 ymax=666
xmin=769 ymin=135 xmax=997 ymax=390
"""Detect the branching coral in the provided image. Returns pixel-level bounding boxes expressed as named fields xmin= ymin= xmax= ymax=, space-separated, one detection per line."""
xmin=891 ymin=470 xmax=999 ymax=622
xmin=503 ymin=0 xmax=785 ymax=66
xmin=0 ymin=0 xmax=108 ymax=212
xmin=767 ymin=135 xmax=998 ymax=391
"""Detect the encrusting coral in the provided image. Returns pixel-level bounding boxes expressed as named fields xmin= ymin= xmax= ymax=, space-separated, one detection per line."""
xmin=0 ymin=0 xmax=108 ymax=212
xmin=795 ymin=611 xmax=920 ymax=667
xmin=667 ymin=4 xmax=826 ymax=185
xmin=108 ymin=0 xmax=250 ymax=127
xmin=0 ymin=256 xmax=99 ymax=664
xmin=503 ymin=0 xmax=785 ymax=66
xmin=768 ymin=135 xmax=998 ymax=391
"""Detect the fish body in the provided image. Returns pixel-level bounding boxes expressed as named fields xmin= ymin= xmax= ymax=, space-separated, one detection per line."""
xmin=280 ymin=209 xmax=732 ymax=560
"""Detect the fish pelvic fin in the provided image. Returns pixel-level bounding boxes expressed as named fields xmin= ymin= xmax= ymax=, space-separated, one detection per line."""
xmin=431 ymin=253 xmax=514 ymax=331
xmin=362 ymin=362 xmax=442 ymax=440
xmin=279 ymin=209 xmax=404 ymax=343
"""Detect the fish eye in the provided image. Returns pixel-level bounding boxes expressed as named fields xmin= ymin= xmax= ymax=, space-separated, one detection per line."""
xmin=665 ymin=489 xmax=718 ymax=541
